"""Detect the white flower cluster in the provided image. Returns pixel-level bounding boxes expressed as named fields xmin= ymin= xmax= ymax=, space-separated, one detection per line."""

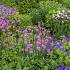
xmin=53 ymin=10 xmax=70 ymax=20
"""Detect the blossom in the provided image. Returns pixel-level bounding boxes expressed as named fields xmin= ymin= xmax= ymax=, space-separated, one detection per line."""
xmin=27 ymin=43 xmax=33 ymax=48
xmin=8 ymin=8 xmax=16 ymax=14
xmin=61 ymin=48 xmax=66 ymax=53
xmin=42 ymin=44 xmax=46 ymax=49
xmin=65 ymin=67 xmax=70 ymax=70
xmin=67 ymin=53 xmax=70 ymax=56
xmin=11 ymin=20 xmax=15 ymax=24
xmin=36 ymin=35 xmax=41 ymax=39
xmin=36 ymin=46 xmax=41 ymax=51
xmin=57 ymin=64 xmax=65 ymax=70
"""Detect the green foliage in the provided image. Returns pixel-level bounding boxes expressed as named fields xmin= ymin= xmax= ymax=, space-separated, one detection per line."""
xmin=0 ymin=0 xmax=16 ymax=7
xmin=18 ymin=14 xmax=32 ymax=29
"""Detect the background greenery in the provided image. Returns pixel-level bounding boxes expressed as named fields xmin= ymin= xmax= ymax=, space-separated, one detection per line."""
xmin=0 ymin=0 xmax=70 ymax=70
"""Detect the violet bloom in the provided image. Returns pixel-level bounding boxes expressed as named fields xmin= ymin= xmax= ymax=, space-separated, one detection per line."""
xmin=57 ymin=64 xmax=65 ymax=70
xmin=45 ymin=36 xmax=52 ymax=40
xmin=67 ymin=53 xmax=70 ymax=56
xmin=46 ymin=44 xmax=52 ymax=53
xmin=55 ymin=43 xmax=60 ymax=48
xmin=5 ymin=19 xmax=9 ymax=24
xmin=61 ymin=48 xmax=66 ymax=53
xmin=8 ymin=8 xmax=16 ymax=14
xmin=42 ymin=44 xmax=46 ymax=49
xmin=60 ymin=43 xmax=64 ymax=47
xmin=36 ymin=35 xmax=41 ymax=39
xmin=0 ymin=5 xmax=6 ymax=12
xmin=44 ymin=38 xmax=48 ymax=45
xmin=36 ymin=46 xmax=41 ymax=51
xmin=36 ymin=39 xmax=41 ymax=45
xmin=1 ymin=25 xmax=5 ymax=29
xmin=23 ymin=28 xmax=28 ymax=33
xmin=53 ymin=39 xmax=58 ymax=43
xmin=27 ymin=43 xmax=33 ymax=48
xmin=9 ymin=44 xmax=12 ymax=49
xmin=55 ymin=42 xmax=63 ymax=49
xmin=46 ymin=48 xmax=50 ymax=53
xmin=65 ymin=67 xmax=70 ymax=70
xmin=64 ymin=37 xmax=70 ymax=41
xmin=11 ymin=20 xmax=15 ymax=24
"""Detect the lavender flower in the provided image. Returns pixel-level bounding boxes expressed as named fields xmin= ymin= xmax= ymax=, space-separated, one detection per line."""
xmin=65 ymin=67 xmax=70 ymax=70
xmin=67 ymin=53 xmax=70 ymax=56
xmin=61 ymin=48 xmax=66 ymax=53
xmin=57 ymin=64 xmax=65 ymax=70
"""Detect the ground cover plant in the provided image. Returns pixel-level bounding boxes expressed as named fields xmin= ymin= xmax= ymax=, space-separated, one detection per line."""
xmin=0 ymin=0 xmax=70 ymax=70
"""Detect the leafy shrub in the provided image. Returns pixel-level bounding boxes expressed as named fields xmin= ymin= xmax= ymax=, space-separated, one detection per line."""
xmin=0 ymin=0 xmax=16 ymax=7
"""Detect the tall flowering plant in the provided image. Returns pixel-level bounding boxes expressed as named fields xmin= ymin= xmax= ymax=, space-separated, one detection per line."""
xmin=0 ymin=5 xmax=20 ymax=48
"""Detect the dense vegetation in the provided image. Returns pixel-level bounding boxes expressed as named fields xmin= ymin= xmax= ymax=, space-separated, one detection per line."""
xmin=0 ymin=0 xmax=70 ymax=70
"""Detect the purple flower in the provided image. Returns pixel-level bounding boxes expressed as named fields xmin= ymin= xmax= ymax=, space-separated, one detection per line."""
xmin=0 ymin=5 xmax=6 ymax=12
xmin=64 ymin=37 xmax=70 ymax=41
xmin=36 ymin=46 xmax=41 ymax=51
xmin=67 ymin=53 xmax=70 ymax=56
xmin=57 ymin=64 xmax=65 ymax=70
xmin=56 ymin=44 xmax=60 ymax=48
xmin=46 ymin=48 xmax=50 ymax=53
xmin=36 ymin=35 xmax=41 ymax=39
xmin=45 ymin=36 xmax=52 ymax=40
xmin=42 ymin=44 xmax=46 ymax=49
xmin=9 ymin=44 xmax=12 ymax=49
xmin=61 ymin=48 xmax=66 ymax=53
xmin=46 ymin=44 xmax=52 ymax=53
xmin=8 ymin=8 xmax=16 ymax=14
xmin=56 ymin=42 xmax=63 ymax=49
xmin=65 ymin=67 xmax=70 ymax=70
xmin=27 ymin=44 xmax=33 ymax=48
xmin=11 ymin=20 xmax=15 ymax=23
xmin=60 ymin=43 xmax=64 ymax=46
xmin=5 ymin=19 xmax=9 ymax=23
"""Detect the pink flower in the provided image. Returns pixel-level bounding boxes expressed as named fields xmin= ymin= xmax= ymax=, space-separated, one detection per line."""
xmin=36 ymin=46 xmax=41 ymax=51
xmin=16 ymin=29 xmax=20 ymax=32
xmin=44 ymin=39 xmax=48 ymax=45
xmin=24 ymin=33 xmax=27 ymax=37
xmin=36 ymin=35 xmax=41 ymax=39
xmin=27 ymin=43 xmax=33 ymax=48
xmin=42 ymin=44 xmax=46 ymax=49
xmin=23 ymin=28 xmax=28 ymax=33
xmin=42 ymin=31 xmax=46 ymax=36
xmin=36 ymin=40 xmax=41 ymax=45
